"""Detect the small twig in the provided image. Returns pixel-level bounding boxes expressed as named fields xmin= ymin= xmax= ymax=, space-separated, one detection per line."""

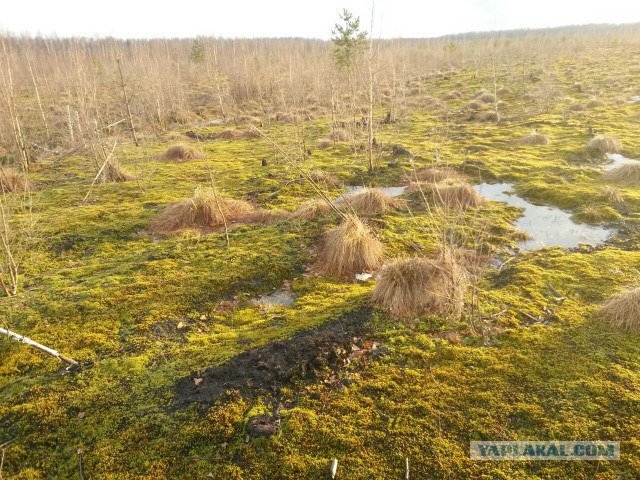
xmin=405 ymin=457 xmax=410 ymax=480
xmin=82 ymin=141 xmax=118 ymax=203
xmin=1 ymin=327 xmax=78 ymax=367
xmin=77 ymin=448 xmax=84 ymax=480
xmin=517 ymin=310 xmax=540 ymax=323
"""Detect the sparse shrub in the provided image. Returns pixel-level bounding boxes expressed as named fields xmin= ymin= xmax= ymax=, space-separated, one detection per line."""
xmin=372 ymin=254 xmax=468 ymax=319
xmin=343 ymin=188 xmax=401 ymax=215
xmin=603 ymin=163 xmax=640 ymax=183
xmin=598 ymin=287 xmax=640 ymax=333
xmin=150 ymin=187 xmax=253 ymax=234
xmin=157 ymin=145 xmax=205 ymax=162
xmin=318 ymin=216 xmax=384 ymax=278
xmin=586 ymin=136 xmax=623 ymax=155
xmin=517 ymin=131 xmax=550 ymax=146
xmin=0 ymin=169 xmax=30 ymax=193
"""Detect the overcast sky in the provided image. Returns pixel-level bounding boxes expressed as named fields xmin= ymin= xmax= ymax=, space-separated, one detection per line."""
xmin=2 ymin=0 xmax=639 ymax=39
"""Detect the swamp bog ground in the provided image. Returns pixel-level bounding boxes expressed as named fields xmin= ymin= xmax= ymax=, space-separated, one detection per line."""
xmin=1 ymin=31 xmax=640 ymax=479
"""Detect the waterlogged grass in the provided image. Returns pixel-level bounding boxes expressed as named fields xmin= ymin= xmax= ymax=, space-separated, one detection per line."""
xmin=2 ymin=46 xmax=640 ymax=478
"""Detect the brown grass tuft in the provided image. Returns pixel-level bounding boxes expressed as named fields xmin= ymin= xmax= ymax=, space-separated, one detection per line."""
xmin=586 ymin=136 xmax=623 ymax=155
xmin=601 ymin=186 xmax=624 ymax=204
xmin=318 ymin=216 xmax=384 ymax=278
xmin=603 ymin=163 xmax=640 ymax=183
xmin=409 ymin=180 xmax=485 ymax=210
xmin=517 ymin=131 xmax=550 ymax=146
xmin=404 ymin=167 xmax=461 ymax=184
xmin=100 ymin=161 xmax=135 ymax=183
xmin=465 ymin=100 xmax=486 ymax=111
xmin=245 ymin=208 xmax=290 ymax=225
xmin=598 ymin=287 xmax=640 ymax=333
xmin=328 ymin=128 xmax=351 ymax=142
xmin=291 ymin=199 xmax=332 ymax=221
xmin=150 ymin=187 xmax=253 ymax=234
xmin=372 ymin=254 xmax=468 ymax=319
xmin=497 ymin=87 xmax=513 ymax=96
xmin=214 ymin=129 xmax=260 ymax=140
xmin=315 ymin=138 xmax=333 ymax=149
xmin=566 ymin=103 xmax=586 ymax=112
xmin=0 ymin=168 xmax=30 ymax=193
xmin=476 ymin=110 xmax=499 ymax=122
xmin=343 ymin=188 xmax=401 ymax=215
xmin=309 ymin=170 xmax=342 ymax=187
xmin=586 ymin=99 xmax=605 ymax=108
xmin=157 ymin=145 xmax=205 ymax=162
xmin=476 ymin=92 xmax=496 ymax=103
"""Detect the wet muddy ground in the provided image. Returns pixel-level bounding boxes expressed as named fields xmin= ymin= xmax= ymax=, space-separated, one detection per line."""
xmin=174 ymin=308 xmax=374 ymax=407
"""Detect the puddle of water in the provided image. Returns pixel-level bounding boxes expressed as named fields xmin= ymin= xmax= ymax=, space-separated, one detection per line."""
xmin=345 ymin=186 xmax=407 ymax=197
xmin=355 ymin=273 xmax=373 ymax=281
xmin=475 ymin=183 xmax=616 ymax=251
xmin=604 ymin=153 xmax=640 ymax=171
xmin=252 ymin=290 xmax=296 ymax=307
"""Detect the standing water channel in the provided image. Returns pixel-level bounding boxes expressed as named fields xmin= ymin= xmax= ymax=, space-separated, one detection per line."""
xmin=473 ymin=183 xmax=616 ymax=251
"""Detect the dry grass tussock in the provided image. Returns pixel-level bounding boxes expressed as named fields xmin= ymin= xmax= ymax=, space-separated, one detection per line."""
xmin=587 ymin=136 xmax=623 ymax=154
xmin=372 ymin=254 xmax=468 ymax=319
xmin=318 ymin=216 xmax=384 ymax=278
xmin=291 ymin=199 xmax=332 ymax=221
xmin=328 ymin=128 xmax=351 ymax=142
xmin=100 ymin=161 xmax=135 ymax=183
xmin=603 ymin=163 xmax=640 ymax=183
xmin=465 ymin=100 xmax=486 ymax=111
xmin=309 ymin=170 xmax=342 ymax=187
xmin=157 ymin=145 xmax=205 ymax=162
xmin=598 ymin=287 xmax=640 ymax=333
xmin=245 ymin=208 xmax=290 ymax=225
xmin=517 ymin=131 xmax=550 ymax=146
xmin=150 ymin=187 xmax=253 ymax=234
xmin=409 ymin=180 xmax=485 ymax=209
xmin=476 ymin=111 xmax=499 ymax=122
xmin=0 ymin=168 xmax=30 ymax=193
xmin=315 ymin=138 xmax=333 ymax=149
xmin=343 ymin=188 xmax=401 ymax=215
xmin=214 ymin=129 xmax=260 ymax=140
xmin=476 ymin=92 xmax=496 ymax=103
xmin=404 ymin=167 xmax=462 ymax=184
xmin=566 ymin=103 xmax=586 ymax=112
xmin=601 ymin=186 xmax=624 ymax=204
xmin=586 ymin=99 xmax=605 ymax=108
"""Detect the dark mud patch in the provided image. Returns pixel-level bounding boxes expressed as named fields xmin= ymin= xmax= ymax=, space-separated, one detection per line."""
xmin=174 ymin=308 xmax=373 ymax=407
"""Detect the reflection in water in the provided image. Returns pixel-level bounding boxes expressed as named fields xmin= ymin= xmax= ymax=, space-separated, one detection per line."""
xmin=604 ymin=153 xmax=640 ymax=170
xmin=252 ymin=290 xmax=296 ymax=307
xmin=474 ymin=183 xmax=616 ymax=251
xmin=344 ymin=185 xmax=407 ymax=197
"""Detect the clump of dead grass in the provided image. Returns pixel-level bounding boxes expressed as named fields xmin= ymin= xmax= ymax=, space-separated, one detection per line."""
xmin=150 ymin=187 xmax=253 ymax=234
xmin=315 ymin=138 xmax=333 ymax=149
xmin=598 ymin=287 xmax=640 ymax=333
xmin=372 ymin=254 xmax=468 ymax=319
xmin=0 ymin=168 xmax=30 ymax=193
xmin=157 ymin=145 xmax=205 ymax=162
xmin=245 ymin=208 xmax=290 ymax=225
xmin=586 ymin=99 xmax=605 ymax=108
xmin=476 ymin=92 xmax=496 ymax=103
xmin=343 ymin=188 xmax=401 ymax=215
xmin=603 ymin=163 xmax=640 ymax=183
xmin=100 ymin=160 xmax=135 ymax=183
xmin=409 ymin=180 xmax=485 ymax=209
xmin=214 ymin=129 xmax=260 ymax=140
xmin=586 ymin=136 xmax=623 ymax=155
xmin=476 ymin=110 xmax=499 ymax=122
xmin=517 ymin=131 xmax=550 ymax=146
xmin=317 ymin=216 xmax=384 ymax=278
xmin=328 ymin=129 xmax=351 ymax=142
xmin=291 ymin=199 xmax=332 ymax=221
xmin=403 ymin=167 xmax=462 ymax=184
